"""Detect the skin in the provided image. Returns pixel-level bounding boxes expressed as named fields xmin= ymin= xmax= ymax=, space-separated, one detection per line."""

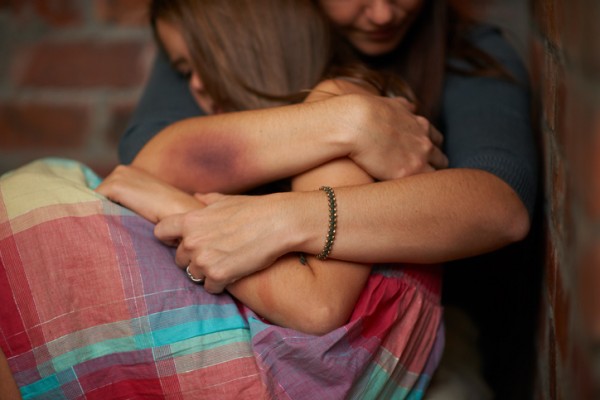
xmin=0 ymin=349 xmax=21 ymax=400
xmin=99 ymin=78 xmax=377 ymax=334
xmin=99 ymin=21 xmax=379 ymax=334
xmin=147 ymin=0 xmax=531 ymax=293
xmin=158 ymin=20 xmax=220 ymax=115
xmin=133 ymin=0 xmax=445 ymax=196
xmin=318 ymin=0 xmax=424 ymax=56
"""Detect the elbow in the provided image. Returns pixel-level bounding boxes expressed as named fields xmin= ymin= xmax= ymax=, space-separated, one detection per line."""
xmin=294 ymin=302 xmax=351 ymax=336
xmin=511 ymin=208 xmax=531 ymax=243
xmin=483 ymin=173 xmax=533 ymax=245
xmin=498 ymin=196 xmax=531 ymax=245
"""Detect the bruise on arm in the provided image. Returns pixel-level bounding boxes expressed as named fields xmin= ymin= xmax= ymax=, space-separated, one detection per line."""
xmin=133 ymin=126 xmax=260 ymax=194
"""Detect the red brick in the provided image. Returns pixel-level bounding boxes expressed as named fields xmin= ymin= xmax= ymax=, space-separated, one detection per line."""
xmin=569 ymin=342 xmax=595 ymax=400
xmin=553 ymin=63 xmax=567 ymax=150
xmin=33 ymin=0 xmax=83 ymax=27
xmin=529 ymin=36 xmax=544 ymax=107
xmin=585 ymin=118 xmax=600 ymax=219
xmin=545 ymin=235 xmax=558 ymax=306
xmin=0 ymin=101 xmax=90 ymax=148
xmin=548 ymin=314 xmax=558 ymax=400
xmin=553 ymin=267 xmax=572 ymax=366
xmin=535 ymin=304 xmax=552 ymax=400
xmin=94 ymin=0 xmax=150 ymax=27
xmin=14 ymin=40 xmax=149 ymax=88
xmin=563 ymin=83 xmax=600 ymax=219
xmin=531 ymin=0 xmax=560 ymax=47
xmin=562 ymin=0 xmax=600 ymax=79
xmin=547 ymin=141 xmax=571 ymax=245
xmin=541 ymin=49 xmax=559 ymax=132
xmin=577 ymin=240 xmax=600 ymax=339
xmin=0 ymin=0 xmax=31 ymax=13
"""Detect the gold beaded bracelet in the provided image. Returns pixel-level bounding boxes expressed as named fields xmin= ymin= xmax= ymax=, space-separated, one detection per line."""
xmin=315 ymin=186 xmax=337 ymax=260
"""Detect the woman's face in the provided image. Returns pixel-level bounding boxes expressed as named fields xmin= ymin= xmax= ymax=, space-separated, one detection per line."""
xmin=156 ymin=19 xmax=219 ymax=114
xmin=318 ymin=0 xmax=424 ymax=56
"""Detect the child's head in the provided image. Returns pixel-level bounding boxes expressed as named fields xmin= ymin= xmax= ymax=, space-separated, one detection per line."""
xmin=150 ymin=0 xmax=332 ymax=113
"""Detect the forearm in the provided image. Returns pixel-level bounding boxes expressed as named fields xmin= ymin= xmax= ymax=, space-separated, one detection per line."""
xmin=132 ymin=97 xmax=358 ymax=194
xmin=228 ymin=254 xmax=369 ymax=335
xmin=283 ymin=168 xmax=530 ymax=264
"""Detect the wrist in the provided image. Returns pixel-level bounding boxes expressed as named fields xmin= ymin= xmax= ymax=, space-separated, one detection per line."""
xmin=320 ymin=94 xmax=363 ymax=158
xmin=271 ymin=191 xmax=322 ymax=256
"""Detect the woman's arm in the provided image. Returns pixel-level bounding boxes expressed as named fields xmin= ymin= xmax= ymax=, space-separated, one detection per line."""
xmin=223 ymin=79 xmax=375 ymax=334
xmin=156 ymin=167 xmax=529 ymax=294
xmin=154 ymin=30 xmax=538 ymax=293
xmin=128 ymin=56 xmax=446 ymax=195
xmin=227 ymin=156 xmax=373 ymax=335
xmin=101 ymin=79 xmax=377 ymax=334
xmin=98 ymin=162 xmax=371 ymax=335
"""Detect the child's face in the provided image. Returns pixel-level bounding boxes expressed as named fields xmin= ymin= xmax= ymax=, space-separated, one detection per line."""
xmin=157 ymin=19 xmax=220 ymax=114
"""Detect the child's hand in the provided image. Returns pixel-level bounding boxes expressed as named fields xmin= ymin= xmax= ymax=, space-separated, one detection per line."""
xmin=96 ymin=165 xmax=205 ymax=223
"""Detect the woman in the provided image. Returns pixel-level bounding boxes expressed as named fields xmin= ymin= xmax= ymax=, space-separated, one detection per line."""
xmin=122 ymin=0 xmax=537 ymax=294
xmin=0 ymin=0 xmax=443 ymax=398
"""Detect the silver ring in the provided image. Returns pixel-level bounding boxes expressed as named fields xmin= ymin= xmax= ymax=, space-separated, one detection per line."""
xmin=186 ymin=265 xmax=204 ymax=284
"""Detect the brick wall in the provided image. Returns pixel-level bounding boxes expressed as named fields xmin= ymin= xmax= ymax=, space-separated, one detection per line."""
xmin=2 ymin=1 xmax=598 ymax=397
xmin=0 ymin=0 xmax=153 ymax=177
xmin=531 ymin=0 xmax=600 ymax=398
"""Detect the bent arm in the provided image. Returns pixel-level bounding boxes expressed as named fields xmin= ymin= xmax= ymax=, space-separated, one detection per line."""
xmin=227 ymin=154 xmax=374 ymax=335
xmin=281 ymin=28 xmax=538 ymax=264
xmin=220 ymin=81 xmax=378 ymax=334
xmin=96 ymin=164 xmax=370 ymax=335
xmin=127 ymin=54 xmax=444 ymax=195
xmin=105 ymin=78 xmax=380 ymax=334
xmin=277 ymin=168 xmax=530 ymax=265
xmin=131 ymin=98 xmax=355 ymax=194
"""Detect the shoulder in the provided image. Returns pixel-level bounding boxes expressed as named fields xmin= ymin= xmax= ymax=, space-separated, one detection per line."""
xmin=457 ymin=23 xmax=529 ymax=83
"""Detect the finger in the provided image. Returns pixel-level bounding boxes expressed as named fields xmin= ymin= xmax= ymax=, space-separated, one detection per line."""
xmin=429 ymin=125 xmax=444 ymax=147
xmin=394 ymin=96 xmax=416 ymax=113
xmin=175 ymin=243 xmax=191 ymax=268
xmin=429 ymin=146 xmax=449 ymax=170
xmin=202 ymin=278 xmax=227 ymax=294
xmin=154 ymin=213 xmax=185 ymax=243
xmin=194 ymin=192 xmax=226 ymax=205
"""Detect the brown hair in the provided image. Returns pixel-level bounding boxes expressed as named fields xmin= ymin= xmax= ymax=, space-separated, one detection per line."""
xmin=327 ymin=0 xmax=515 ymax=120
xmin=150 ymin=0 xmax=418 ymax=113
xmin=150 ymin=0 xmax=333 ymax=112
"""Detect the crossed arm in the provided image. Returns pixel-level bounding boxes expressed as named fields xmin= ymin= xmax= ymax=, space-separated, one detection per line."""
xmin=98 ymin=79 xmax=377 ymax=335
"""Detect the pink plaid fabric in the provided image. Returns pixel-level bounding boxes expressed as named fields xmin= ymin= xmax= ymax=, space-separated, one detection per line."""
xmin=0 ymin=158 xmax=443 ymax=399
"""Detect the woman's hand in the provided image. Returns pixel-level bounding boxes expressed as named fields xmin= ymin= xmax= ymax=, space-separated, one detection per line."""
xmin=154 ymin=192 xmax=292 ymax=294
xmin=96 ymin=165 xmax=205 ymax=223
xmin=342 ymin=93 xmax=448 ymax=180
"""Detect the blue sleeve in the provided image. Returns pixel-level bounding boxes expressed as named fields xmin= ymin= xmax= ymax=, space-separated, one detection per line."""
xmin=440 ymin=25 xmax=539 ymax=217
xmin=118 ymin=50 xmax=204 ymax=164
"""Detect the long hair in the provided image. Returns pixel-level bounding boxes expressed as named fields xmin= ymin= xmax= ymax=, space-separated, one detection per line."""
xmin=150 ymin=0 xmax=333 ymax=112
xmin=328 ymin=0 xmax=514 ymax=120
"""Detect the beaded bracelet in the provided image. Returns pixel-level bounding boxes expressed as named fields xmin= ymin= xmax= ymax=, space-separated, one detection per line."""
xmin=315 ymin=186 xmax=337 ymax=260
